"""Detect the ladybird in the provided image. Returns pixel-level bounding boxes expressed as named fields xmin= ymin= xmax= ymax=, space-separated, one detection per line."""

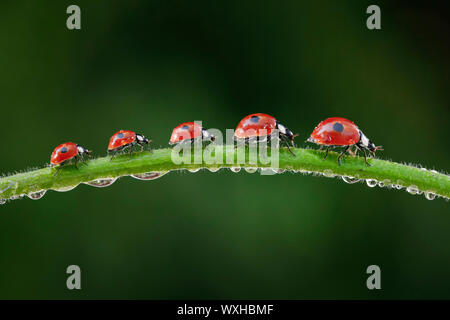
xmin=50 ymin=142 xmax=91 ymax=174
xmin=307 ymin=117 xmax=382 ymax=166
xmin=107 ymin=130 xmax=151 ymax=159
xmin=234 ymin=113 xmax=297 ymax=156
xmin=169 ymin=122 xmax=214 ymax=145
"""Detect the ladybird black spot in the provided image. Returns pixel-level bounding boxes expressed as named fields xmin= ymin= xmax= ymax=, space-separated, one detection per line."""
xmin=117 ymin=133 xmax=124 ymax=138
xmin=333 ymin=122 xmax=344 ymax=133
xmin=181 ymin=125 xmax=190 ymax=130
xmin=60 ymin=147 xmax=68 ymax=153
xmin=250 ymin=115 xmax=260 ymax=123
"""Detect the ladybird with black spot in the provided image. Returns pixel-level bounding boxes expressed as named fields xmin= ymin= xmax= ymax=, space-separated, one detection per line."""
xmin=50 ymin=142 xmax=91 ymax=176
xmin=107 ymin=130 xmax=151 ymax=160
xmin=307 ymin=117 xmax=382 ymax=166
xmin=169 ymin=122 xmax=214 ymax=145
xmin=234 ymin=113 xmax=298 ymax=156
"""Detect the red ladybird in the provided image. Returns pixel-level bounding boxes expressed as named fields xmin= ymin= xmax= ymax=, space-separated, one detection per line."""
xmin=169 ymin=122 xmax=214 ymax=145
xmin=50 ymin=142 xmax=91 ymax=174
xmin=107 ymin=130 xmax=151 ymax=159
xmin=234 ymin=113 xmax=297 ymax=156
xmin=307 ymin=117 xmax=382 ymax=166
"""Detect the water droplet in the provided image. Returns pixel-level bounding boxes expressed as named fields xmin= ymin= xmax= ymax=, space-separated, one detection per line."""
xmin=276 ymin=169 xmax=286 ymax=174
xmin=230 ymin=167 xmax=241 ymax=173
xmin=342 ymin=176 xmax=361 ymax=184
xmin=85 ymin=178 xmax=117 ymax=187
xmin=322 ymin=169 xmax=335 ymax=178
xmin=366 ymin=179 xmax=378 ymax=187
xmin=245 ymin=167 xmax=258 ymax=174
xmin=131 ymin=172 xmax=166 ymax=181
xmin=260 ymin=168 xmax=277 ymax=175
xmin=395 ymin=185 xmax=403 ymax=190
xmin=27 ymin=190 xmax=46 ymax=200
xmin=208 ymin=167 xmax=220 ymax=173
xmin=188 ymin=168 xmax=201 ymax=173
xmin=430 ymin=169 xmax=439 ymax=174
xmin=54 ymin=184 xmax=79 ymax=192
xmin=378 ymin=179 xmax=391 ymax=188
xmin=0 ymin=199 xmax=6 ymax=205
xmin=425 ymin=191 xmax=436 ymax=200
xmin=406 ymin=185 xmax=419 ymax=195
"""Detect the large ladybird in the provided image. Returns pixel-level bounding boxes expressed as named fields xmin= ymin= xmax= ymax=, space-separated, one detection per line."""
xmin=169 ymin=122 xmax=214 ymax=145
xmin=234 ymin=113 xmax=297 ymax=156
xmin=108 ymin=130 xmax=151 ymax=159
xmin=50 ymin=142 xmax=91 ymax=174
xmin=307 ymin=117 xmax=382 ymax=166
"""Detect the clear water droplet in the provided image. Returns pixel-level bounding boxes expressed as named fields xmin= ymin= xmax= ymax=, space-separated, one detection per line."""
xmin=27 ymin=190 xmax=46 ymax=200
xmin=230 ymin=167 xmax=241 ymax=173
xmin=406 ymin=185 xmax=419 ymax=195
xmin=131 ymin=172 xmax=166 ymax=181
xmin=245 ymin=167 xmax=258 ymax=174
xmin=323 ymin=169 xmax=335 ymax=178
xmin=0 ymin=199 xmax=6 ymax=205
xmin=208 ymin=167 xmax=220 ymax=173
xmin=260 ymin=168 xmax=277 ymax=175
xmin=366 ymin=179 xmax=378 ymax=188
xmin=85 ymin=178 xmax=117 ymax=187
xmin=188 ymin=168 xmax=201 ymax=173
xmin=425 ymin=191 xmax=436 ymax=200
xmin=395 ymin=185 xmax=403 ymax=190
xmin=378 ymin=179 xmax=391 ymax=188
xmin=54 ymin=184 xmax=79 ymax=192
xmin=342 ymin=176 xmax=361 ymax=184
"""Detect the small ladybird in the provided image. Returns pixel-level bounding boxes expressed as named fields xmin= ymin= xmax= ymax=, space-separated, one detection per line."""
xmin=234 ymin=113 xmax=297 ymax=156
xmin=50 ymin=142 xmax=91 ymax=174
xmin=307 ymin=117 xmax=382 ymax=166
xmin=108 ymin=130 xmax=151 ymax=160
xmin=169 ymin=122 xmax=214 ymax=145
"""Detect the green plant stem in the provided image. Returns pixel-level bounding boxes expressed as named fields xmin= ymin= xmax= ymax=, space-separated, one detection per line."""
xmin=0 ymin=147 xmax=449 ymax=201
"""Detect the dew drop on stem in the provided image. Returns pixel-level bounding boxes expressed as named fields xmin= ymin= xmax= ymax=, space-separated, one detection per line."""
xmin=366 ymin=179 xmax=378 ymax=188
xmin=27 ymin=190 xmax=46 ymax=200
xmin=342 ymin=176 xmax=361 ymax=184
xmin=406 ymin=185 xmax=419 ymax=195
xmin=244 ymin=167 xmax=258 ymax=174
xmin=85 ymin=178 xmax=117 ymax=187
xmin=425 ymin=191 xmax=436 ymax=200
xmin=230 ymin=167 xmax=241 ymax=173
xmin=131 ymin=172 xmax=166 ymax=181
xmin=54 ymin=184 xmax=80 ymax=192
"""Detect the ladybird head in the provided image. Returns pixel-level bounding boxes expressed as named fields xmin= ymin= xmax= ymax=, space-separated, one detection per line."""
xmin=277 ymin=122 xmax=297 ymax=146
xmin=76 ymin=145 xmax=91 ymax=157
xmin=201 ymin=129 xmax=215 ymax=142
xmin=136 ymin=133 xmax=150 ymax=145
xmin=368 ymin=143 xmax=383 ymax=157
xmin=359 ymin=131 xmax=382 ymax=156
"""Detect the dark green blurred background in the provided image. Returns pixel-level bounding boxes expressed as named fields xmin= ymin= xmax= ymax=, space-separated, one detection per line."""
xmin=0 ymin=1 xmax=449 ymax=299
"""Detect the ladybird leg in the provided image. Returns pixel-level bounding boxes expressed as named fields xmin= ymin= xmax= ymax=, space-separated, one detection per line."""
xmin=362 ymin=149 xmax=371 ymax=166
xmin=129 ymin=144 xmax=134 ymax=158
xmin=281 ymin=136 xmax=295 ymax=156
xmin=73 ymin=156 xmax=80 ymax=170
xmin=52 ymin=166 xmax=62 ymax=177
xmin=110 ymin=150 xmax=117 ymax=161
xmin=356 ymin=146 xmax=371 ymax=166
xmin=337 ymin=146 xmax=350 ymax=165
xmin=323 ymin=147 xmax=329 ymax=160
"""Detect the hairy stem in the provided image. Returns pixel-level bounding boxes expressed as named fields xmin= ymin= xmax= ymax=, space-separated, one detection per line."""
xmin=0 ymin=147 xmax=449 ymax=202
